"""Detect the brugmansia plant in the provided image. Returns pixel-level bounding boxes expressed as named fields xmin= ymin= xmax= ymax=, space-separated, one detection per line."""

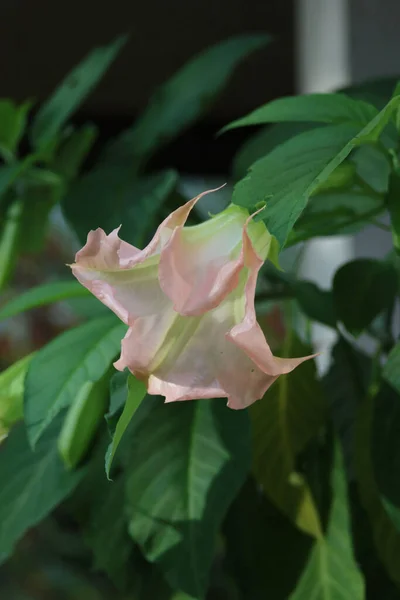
xmin=1 ymin=33 xmax=400 ymax=600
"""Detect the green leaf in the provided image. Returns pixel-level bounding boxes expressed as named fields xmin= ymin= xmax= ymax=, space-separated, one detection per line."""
xmin=83 ymin=475 xmax=134 ymax=587
xmin=24 ymin=316 xmax=126 ymax=447
xmin=372 ymin=383 xmax=400 ymax=519
xmin=293 ymin=281 xmax=337 ymax=328
xmin=126 ymin=397 xmax=251 ymax=599
xmin=249 ymin=338 xmax=326 ymax=538
xmin=222 ymin=93 xmax=377 ymax=133
xmin=333 ymin=259 xmax=397 ymax=336
xmin=328 ymin=339 xmax=400 ymax=587
xmin=0 ymin=100 xmax=31 ymax=157
xmin=387 ymin=171 xmax=400 ymax=252
xmin=384 ymin=340 xmax=400 ymax=394
xmin=120 ymin=170 xmax=179 ymax=247
xmin=0 ymin=418 xmax=83 ymax=564
xmin=289 ymin=443 xmax=365 ymax=599
xmin=30 ymin=36 xmax=126 ymax=147
xmin=63 ymin=166 xmax=178 ymax=245
xmin=224 ymin=477 xmax=311 ymax=600
xmin=102 ymin=34 xmax=270 ymax=168
xmin=232 ymin=123 xmax=319 ymax=182
xmin=51 ymin=123 xmax=98 ymax=181
xmin=233 ymin=95 xmax=400 ymax=248
xmin=62 ymin=165 xmax=137 ymax=243
xmin=0 ymin=158 xmax=35 ymax=207
xmin=58 ymin=371 xmax=110 ymax=470
xmin=289 ymin=190 xmax=384 ymax=245
xmin=105 ymin=374 xmax=147 ymax=479
xmin=0 ymin=281 xmax=90 ymax=321
xmin=0 ymin=354 xmax=34 ymax=441
xmin=0 ymin=200 xmax=23 ymax=291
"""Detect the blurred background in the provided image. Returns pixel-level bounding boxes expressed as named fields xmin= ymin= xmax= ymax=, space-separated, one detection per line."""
xmin=1 ymin=0 xmax=400 ymax=597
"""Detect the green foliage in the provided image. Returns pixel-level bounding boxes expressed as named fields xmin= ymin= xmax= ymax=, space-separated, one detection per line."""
xmin=0 ymin=100 xmax=31 ymax=159
xmin=0 ymin=417 xmax=83 ymax=564
xmin=105 ymin=374 xmax=147 ymax=478
xmin=3 ymin=34 xmax=400 ymax=600
xmin=30 ymin=36 xmax=126 ymax=148
xmin=333 ymin=259 xmax=397 ymax=336
xmin=24 ymin=316 xmax=125 ymax=447
xmin=290 ymin=444 xmax=365 ymax=599
xmin=0 ymin=354 xmax=33 ymax=441
xmin=250 ymin=338 xmax=326 ymax=537
xmin=222 ymin=93 xmax=377 ymax=133
xmin=125 ymin=397 xmax=251 ymax=598
xmin=0 ymin=280 xmax=90 ymax=320
xmin=102 ymin=34 xmax=270 ymax=169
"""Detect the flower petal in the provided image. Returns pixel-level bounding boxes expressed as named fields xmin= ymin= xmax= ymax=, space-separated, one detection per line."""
xmin=70 ymin=189 xmax=218 ymax=324
xmin=227 ymin=223 xmax=315 ymax=376
xmin=159 ymin=205 xmax=249 ymax=316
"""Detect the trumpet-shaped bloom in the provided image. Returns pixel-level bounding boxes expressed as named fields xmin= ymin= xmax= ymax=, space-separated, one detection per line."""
xmin=70 ymin=189 xmax=312 ymax=409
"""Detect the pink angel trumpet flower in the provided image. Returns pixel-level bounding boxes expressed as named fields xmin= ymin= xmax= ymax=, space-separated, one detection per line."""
xmin=70 ymin=188 xmax=314 ymax=409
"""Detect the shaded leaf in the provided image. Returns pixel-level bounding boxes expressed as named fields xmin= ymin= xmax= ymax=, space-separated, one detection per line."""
xmin=24 ymin=316 xmax=125 ymax=447
xmin=58 ymin=371 xmax=110 ymax=470
xmin=293 ymin=281 xmax=337 ymax=328
xmin=52 ymin=123 xmax=98 ymax=181
xmin=250 ymin=338 xmax=326 ymax=537
xmin=0 ymin=354 xmax=34 ymax=441
xmin=224 ymin=477 xmax=311 ymax=600
xmin=102 ymin=35 xmax=270 ymax=168
xmin=233 ymin=95 xmax=400 ymax=247
xmin=0 ymin=418 xmax=83 ymax=564
xmin=289 ymin=444 xmax=364 ymax=599
xmin=31 ymin=36 xmax=126 ymax=147
xmin=333 ymin=259 xmax=397 ymax=336
xmin=0 ymin=280 xmax=90 ymax=321
xmin=126 ymin=397 xmax=251 ymax=599
xmin=289 ymin=190 xmax=384 ymax=245
xmin=387 ymin=171 xmax=400 ymax=252
xmin=232 ymin=122 xmax=319 ymax=182
xmin=0 ymin=100 xmax=31 ymax=157
xmin=223 ymin=93 xmax=377 ymax=133
xmin=105 ymin=374 xmax=147 ymax=479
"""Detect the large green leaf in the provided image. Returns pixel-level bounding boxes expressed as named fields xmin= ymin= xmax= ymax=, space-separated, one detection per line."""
xmin=233 ymin=95 xmax=400 ymax=247
xmin=387 ymin=171 xmax=400 ymax=252
xmin=58 ymin=371 xmax=110 ymax=470
xmin=31 ymin=36 xmax=126 ymax=147
xmin=223 ymin=93 xmax=377 ymax=133
xmin=51 ymin=123 xmax=98 ymax=181
xmin=232 ymin=122 xmax=320 ymax=182
xmin=293 ymin=281 xmax=337 ymax=328
xmin=384 ymin=340 xmax=400 ymax=395
xmin=63 ymin=166 xmax=178 ymax=244
xmin=333 ymin=259 xmax=397 ymax=336
xmin=0 ymin=354 xmax=34 ymax=441
xmin=0 ymin=418 xmax=83 ymax=564
xmin=125 ymin=397 xmax=251 ymax=599
xmin=0 ymin=280 xmax=90 ymax=321
xmin=289 ymin=444 xmax=365 ymax=599
xmin=249 ymin=338 xmax=326 ymax=537
xmin=224 ymin=478 xmax=311 ymax=600
xmin=102 ymin=35 xmax=270 ymax=168
xmin=372 ymin=383 xmax=400 ymax=515
xmin=289 ymin=190 xmax=384 ymax=245
xmin=105 ymin=374 xmax=147 ymax=479
xmin=0 ymin=100 xmax=31 ymax=158
xmin=327 ymin=339 xmax=400 ymax=586
xmin=24 ymin=316 xmax=125 ymax=447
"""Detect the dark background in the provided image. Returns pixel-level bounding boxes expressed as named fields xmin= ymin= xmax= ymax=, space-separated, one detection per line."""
xmin=0 ymin=0 xmax=295 ymax=173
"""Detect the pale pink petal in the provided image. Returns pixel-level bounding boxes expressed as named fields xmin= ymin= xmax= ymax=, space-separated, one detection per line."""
xmin=159 ymin=205 xmax=248 ymax=316
xmin=70 ymin=189 xmax=219 ymax=324
xmin=227 ymin=224 xmax=315 ymax=376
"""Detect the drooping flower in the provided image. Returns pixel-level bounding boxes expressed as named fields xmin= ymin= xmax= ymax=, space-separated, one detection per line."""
xmin=70 ymin=189 xmax=313 ymax=409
